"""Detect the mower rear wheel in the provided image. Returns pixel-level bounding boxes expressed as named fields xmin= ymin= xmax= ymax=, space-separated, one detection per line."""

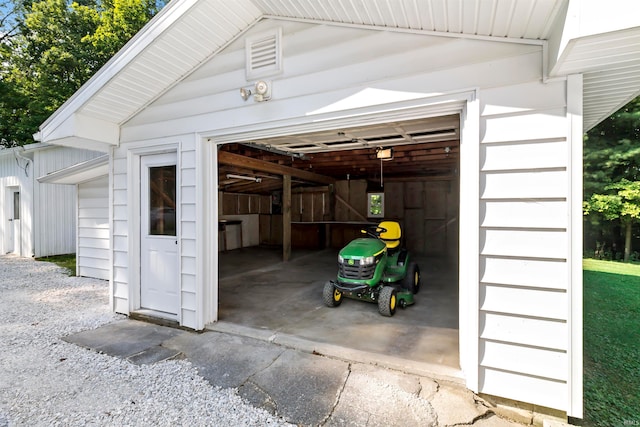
xmin=403 ymin=262 xmax=420 ymax=294
xmin=378 ymin=286 xmax=397 ymax=317
xmin=323 ymin=281 xmax=343 ymax=307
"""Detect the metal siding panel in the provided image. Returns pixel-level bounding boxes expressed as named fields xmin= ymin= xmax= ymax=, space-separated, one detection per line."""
xmin=480 ymin=312 xmax=568 ymax=350
xmin=79 ymin=237 xmax=110 ymax=250
xmin=181 ymin=239 xmax=196 ymax=257
xmin=182 ymin=273 xmax=196 ymax=293
xmin=33 ymin=147 xmax=104 ymax=257
xmin=481 ymin=80 xmax=567 ymax=116
xmin=77 ymin=176 xmax=109 ymax=280
xmin=481 ymin=229 xmax=567 ymax=259
xmin=479 ymin=368 xmax=566 ymax=411
xmin=480 ymin=340 xmax=567 ymax=381
xmin=482 ymin=109 xmax=568 ymax=144
xmin=113 ymin=297 xmax=129 ymax=314
xmin=481 ymin=140 xmax=568 ymax=172
xmin=78 ymin=265 xmax=109 ymax=281
xmin=476 ymin=77 xmax=572 ymax=408
xmin=481 ymin=170 xmax=568 ymax=199
xmin=481 ymin=284 xmax=568 ymax=320
xmin=181 ymin=309 xmax=197 ymax=329
xmin=481 ymin=200 xmax=567 ymax=229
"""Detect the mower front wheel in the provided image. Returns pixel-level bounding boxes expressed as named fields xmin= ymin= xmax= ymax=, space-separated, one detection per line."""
xmin=378 ymin=286 xmax=397 ymax=317
xmin=323 ymin=281 xmax=343 ymax=307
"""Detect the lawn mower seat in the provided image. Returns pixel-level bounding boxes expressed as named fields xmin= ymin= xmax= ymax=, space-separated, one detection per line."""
xmin=378 ymin=221 xmax=401 ymax=250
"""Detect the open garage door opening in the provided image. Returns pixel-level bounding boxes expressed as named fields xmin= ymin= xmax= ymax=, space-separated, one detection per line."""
xmin=214 ymin=115 xmax=461 ymax=377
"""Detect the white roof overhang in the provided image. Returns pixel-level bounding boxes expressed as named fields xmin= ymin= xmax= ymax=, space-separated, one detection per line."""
xmin=549 ymin=0 xmax=640 ymax=130
xmin=37 ymin=0 xmax=640 ymax=147
xmin=37 ymin=154 xmax=109 ymax=185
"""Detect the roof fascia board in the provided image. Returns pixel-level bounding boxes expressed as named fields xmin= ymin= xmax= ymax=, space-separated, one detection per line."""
xmin=263 ymin=15 xmax=546 ymax=47
xmin=37 ymin=154 xmax=109 ymax=184
xmin=39 ymin=136 xmax=113 ymax=153
xmin=38 ymin=113 xmax=119 ymax=147
xmin=39 ymin=0 xmax=201 ymax=134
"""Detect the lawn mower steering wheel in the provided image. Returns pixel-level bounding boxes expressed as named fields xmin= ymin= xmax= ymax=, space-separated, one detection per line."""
xmin=362 ymin=224 xmax=387 ymax=239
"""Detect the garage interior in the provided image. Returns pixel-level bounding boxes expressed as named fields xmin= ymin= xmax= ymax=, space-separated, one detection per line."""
xmin=213 ymin=115 xmax=461 ymax=377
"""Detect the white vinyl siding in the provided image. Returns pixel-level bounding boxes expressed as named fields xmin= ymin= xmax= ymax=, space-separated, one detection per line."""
xmin=179 ymin=138 xmax=197 ymax=328
xmin=33 ymin=147 xmax=104 ymax=257
xmin=77 ymin=176 xmax=109 ymax=280
xmin=110 ymin=136 xmax=198 ymax=328
xmin=478 ymin=80 xmax=571 ymax=410
xmin=111 ymin=153 xmax=129 ymax=314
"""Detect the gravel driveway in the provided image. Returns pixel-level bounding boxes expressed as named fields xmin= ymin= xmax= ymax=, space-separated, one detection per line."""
xmin=0 ymin=255 xmax=292 ymax=426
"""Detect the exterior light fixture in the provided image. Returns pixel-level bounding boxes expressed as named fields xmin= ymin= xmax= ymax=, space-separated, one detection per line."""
xmin=240 ymin=80 xmax=271 ymax=102
xmin=239 ymin=87 xmax=252 ymax=101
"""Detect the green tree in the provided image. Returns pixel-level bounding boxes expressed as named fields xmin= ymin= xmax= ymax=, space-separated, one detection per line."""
xmin=585 ymin=180 xmax=640 ymax=262
xmin=584 ymin=97 xmax=640 ymax=196
xmin=0 ymin=0 xmax=165 ymax=147
xmin=584 ymin=96 xmax=640 ymax=257
xmin=85 ymin=0 xmax=160 ymax=63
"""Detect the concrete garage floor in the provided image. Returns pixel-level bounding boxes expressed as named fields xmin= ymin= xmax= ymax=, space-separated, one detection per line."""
xmin=213 ymin=246 xmax=461 ymax=381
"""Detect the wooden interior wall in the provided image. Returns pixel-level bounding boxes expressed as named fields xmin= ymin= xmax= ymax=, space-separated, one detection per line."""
xmin=384 ymin=179 xmax=458 ymax=258
xmin=220 ymin=177 xmax=458 ymax=257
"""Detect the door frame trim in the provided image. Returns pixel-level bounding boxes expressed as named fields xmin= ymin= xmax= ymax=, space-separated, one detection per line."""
xmin=127 ymin=143 xmax=180 ymax=321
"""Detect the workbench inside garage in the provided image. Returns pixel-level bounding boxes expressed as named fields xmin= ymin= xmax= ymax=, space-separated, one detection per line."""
xmin=291 ymin=221 xmax=375 ymax=250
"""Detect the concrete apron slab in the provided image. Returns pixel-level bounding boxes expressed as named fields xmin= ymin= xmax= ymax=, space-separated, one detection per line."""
xmin=208 ymin=321 xmax=464 ymax=384
xmin=63 ymin=319 xmax=185 ymax=365
xmin=65 ymin=319 xmax=523 ymax=426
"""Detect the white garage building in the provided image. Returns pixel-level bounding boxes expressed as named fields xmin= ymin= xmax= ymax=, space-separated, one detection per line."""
xmin=35 ymin=0 xmax=640 ymax=419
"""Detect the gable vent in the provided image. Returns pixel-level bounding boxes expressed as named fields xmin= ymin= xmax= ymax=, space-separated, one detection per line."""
xmin=246 ymin=28 xmax=282 ymax=79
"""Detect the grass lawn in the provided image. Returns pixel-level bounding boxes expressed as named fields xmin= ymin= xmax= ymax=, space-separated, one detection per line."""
xmin=583 ymin=259 xmax=640 ymax=426
xmin=36 ymin=253 xmax=76 ymax=276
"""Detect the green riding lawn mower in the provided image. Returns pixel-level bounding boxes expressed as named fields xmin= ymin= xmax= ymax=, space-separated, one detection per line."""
xmin=323 ymin=220 xmax=420 ymax=316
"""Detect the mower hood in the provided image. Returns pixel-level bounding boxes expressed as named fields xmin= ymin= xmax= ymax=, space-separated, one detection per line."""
xmin=339 ymin=238 xmax=386 ymax=259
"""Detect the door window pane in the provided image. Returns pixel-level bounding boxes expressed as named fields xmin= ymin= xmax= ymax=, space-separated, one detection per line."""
xmin=149 ymin=165 xmax=176 ymax=236
xmin=13 ymin=192 xmax=20 ymax=220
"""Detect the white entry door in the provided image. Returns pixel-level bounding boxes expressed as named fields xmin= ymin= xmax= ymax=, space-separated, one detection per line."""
xmin=6 ymin=189 xmax=20 ymax=255
xmin=140 ymin=153 xmax=179 ymax=315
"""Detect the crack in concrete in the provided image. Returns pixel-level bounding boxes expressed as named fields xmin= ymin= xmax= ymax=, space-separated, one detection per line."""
xmin=319 ymin=362 xmax=352 ymax=426
xmin=446 ymin=409 xmax=496 ymax=426
xmin=236 ymin=348 xmax=287 ymax=417
xmin=430 ymin=380 xmax=441 ymax=427
xmin=242 ymin=379 xmax=279 ymax=415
